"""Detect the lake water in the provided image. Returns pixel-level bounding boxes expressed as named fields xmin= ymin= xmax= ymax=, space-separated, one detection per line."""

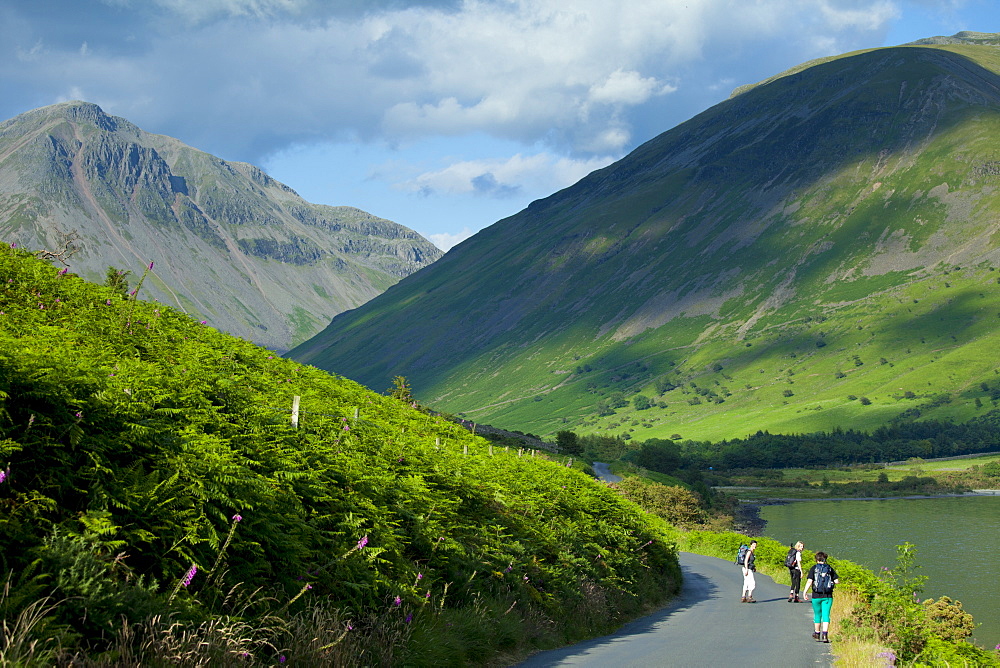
xmin=759 ymin=495 xmax=1000 ymax=647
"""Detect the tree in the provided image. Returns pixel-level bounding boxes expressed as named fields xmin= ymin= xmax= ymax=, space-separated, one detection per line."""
xmin=104 ymin=266 xmax=131 ymax=296
xmin=632 ymin=394 xmax=651 ymax=411
xmin=632 ymin=439 xmax=682 ymax=474
xmin=555 ymin=430 xmax=582 ymax=456
xmin=386 ymin=375 xmax=413 ymax=404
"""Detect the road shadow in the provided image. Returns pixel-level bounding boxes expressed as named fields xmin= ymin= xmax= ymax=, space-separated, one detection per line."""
xmin=517 ymin=560 xmax=716 ymax=666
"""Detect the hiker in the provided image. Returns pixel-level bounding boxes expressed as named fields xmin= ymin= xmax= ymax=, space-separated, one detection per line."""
xmin=802 ymin=551 xmax=840 ymax=643
xmin=740 ymin=540 xmax=757 ymax=603
xmin=786 ymin=541 xmax=804 ymax=602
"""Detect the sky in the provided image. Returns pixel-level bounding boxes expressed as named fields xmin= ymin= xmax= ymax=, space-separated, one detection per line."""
xmin=0 ymin=1 xmax=994 ymax=251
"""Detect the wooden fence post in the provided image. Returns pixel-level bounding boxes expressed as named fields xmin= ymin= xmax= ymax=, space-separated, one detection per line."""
xmin=291 ymin=396 xmax=300 ymax=429
xmin=354 ymin=407 xmax=360 ymax=420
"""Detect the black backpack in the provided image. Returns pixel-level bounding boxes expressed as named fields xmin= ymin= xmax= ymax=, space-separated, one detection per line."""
xmin=813 ymin=563 xmax=834 ymax=594
xmin=735 ymin=544 xmax=749 ymax=565
xmin=784 ymin=547 xmax=797 ymax=569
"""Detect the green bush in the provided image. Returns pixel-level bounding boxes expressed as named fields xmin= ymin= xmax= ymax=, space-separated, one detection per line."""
xmin=0 ymin=248 xmax=681 ymax=663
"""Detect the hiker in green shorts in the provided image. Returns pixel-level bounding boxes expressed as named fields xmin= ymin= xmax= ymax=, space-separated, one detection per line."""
xmin=802 ymin=551 xmax=839 ymax=643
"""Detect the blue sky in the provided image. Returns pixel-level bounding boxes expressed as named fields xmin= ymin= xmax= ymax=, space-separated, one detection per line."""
xmin=0 ymin=1 xmax=994 ymax=250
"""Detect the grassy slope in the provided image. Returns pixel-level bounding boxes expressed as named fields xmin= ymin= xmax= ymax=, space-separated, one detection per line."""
xmin=291 ymin=42 xmax=1000 ymax=444
xmin=0 ymin=249 xmax=679 ymax=664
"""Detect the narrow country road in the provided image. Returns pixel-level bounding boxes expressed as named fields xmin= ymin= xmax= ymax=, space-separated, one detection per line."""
xmin=518 ymin=552 xmax=834 ymax=667
xmin=591 ymin=462 xmax=622 ymax=483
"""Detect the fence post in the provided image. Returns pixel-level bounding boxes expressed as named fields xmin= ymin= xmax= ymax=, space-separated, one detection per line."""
xmin=354 ymin=407 xmax=360 ymax=420
xmin=518 ymin=448 xmax=523 ymax=458
xmin=489 ymin=444 xmax=493 ymax=456
xmin=291 ymin=396 xmax=300 ymax=429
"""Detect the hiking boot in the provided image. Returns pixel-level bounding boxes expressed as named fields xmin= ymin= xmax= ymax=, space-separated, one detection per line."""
xmin=746 ymin=597 xmax=757 ymax=603
xmin=822 ymin=633 xmax=830 ymax=643
xmin=741 ymin=596 xmax=747 ymax=603
xmin=812 ymin=632 xmax=821 ymax=641
xmin=793 ymin=595 xmax=801 ymax=603
xmin=786 ymin=595 xmax=794 ymax=603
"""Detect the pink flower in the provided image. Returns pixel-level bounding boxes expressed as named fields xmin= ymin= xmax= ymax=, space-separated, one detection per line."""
xmin=232 ymin=513 xmax=242 ymax=522
xmin=182 ymin=564 xmax=197 ymax=587
xmin=393 ymin=596 xmax=401 ymax=607
xmin=148 ymin=261 xmax=154 ymax=270
xmin=357 ymin=535 xmax=368 ymax=550
xmin=0 ymin=468 xmax=7 ymax=484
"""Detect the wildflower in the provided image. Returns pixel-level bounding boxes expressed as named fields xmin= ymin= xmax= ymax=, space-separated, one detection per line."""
xmin=279 ymin=656 xmax=286 ymax=663
xmin=232 ymin=513 xmax=242 ymax=522
xmin=200 ymin=320 xmax=207 ymax=325
xmin=0 ymin=468 xmax=7 ymax=484
xmin=148 ymin=261 xmax=154 ymax=270
xmin=343 ymin=424 xmax=350 ymax=431
xmin=357 ymin=535 xmax=368 ymax=550
xmin=106 ymin=299 xmax=112 ymax=305
xmin=74 ymin=411 xmax=83 ymax=419
xmin=393 ymin=596 xmax=401 ymax=607
xmin=425 ymin=591 xmax=431 ymax=598
xmin=417 ymin=572 xmax=423 ymax=580
xmin=9 ymin=243 xmax=15 ymax=248
xmin=182 ymin=564 xmax=197 ymax=587
xmin=346 ymin=623 xmax=354 ymax=631
xmin=405 ymin=613 xmax=413 ymax=623
xmin=59 ymin=268 xmax=68 ymax=275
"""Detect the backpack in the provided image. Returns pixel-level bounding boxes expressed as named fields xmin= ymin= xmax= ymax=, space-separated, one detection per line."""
xmin=735 ymin=544 xmax=749 ymax=566
xmin=784 ymin=547 xmax=797 ymax=569
xmin=812 ymin=563 xmax=834 ymax=594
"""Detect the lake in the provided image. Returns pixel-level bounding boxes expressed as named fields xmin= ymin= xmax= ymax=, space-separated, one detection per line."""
xmin=759 ymin=495 xmax=1000 ymax=647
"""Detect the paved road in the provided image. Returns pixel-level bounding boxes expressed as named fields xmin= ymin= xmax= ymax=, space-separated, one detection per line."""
xmin=518 ymin=552 xmax=833 ymax=667
xmin=592 ymin=462 xmax=622 ymax=483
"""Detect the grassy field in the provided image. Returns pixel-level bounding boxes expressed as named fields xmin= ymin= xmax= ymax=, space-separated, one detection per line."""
xmin=716 ymin=453 xmax=1000 ymax=501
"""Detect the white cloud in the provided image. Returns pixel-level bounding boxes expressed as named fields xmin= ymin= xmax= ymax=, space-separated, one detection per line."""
xmin=428 ymin=227 xmax=475 ymax=252
xmin=2 ymin=0 xmax=904 ymax=166
xmin=588 ymin=69 xmax=674 ymax=106
xmin=392 ymin=152 xmax=614 ymax=198
xmin=819 ymin=0 xmax=900 ymax=31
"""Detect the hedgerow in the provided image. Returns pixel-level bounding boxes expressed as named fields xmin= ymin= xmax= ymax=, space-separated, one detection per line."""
xmin=0 ymin=247 xmax=680 ymax=665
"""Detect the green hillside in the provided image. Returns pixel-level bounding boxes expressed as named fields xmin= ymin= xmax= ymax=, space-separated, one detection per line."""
xmin=0 ymin=248 xmax=678 ymax=665
xmin=291 ymin=38 xmax=1000 ymax=441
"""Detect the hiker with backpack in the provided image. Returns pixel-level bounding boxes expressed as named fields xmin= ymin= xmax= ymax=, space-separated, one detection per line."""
xmin=802 ymin=551 xmax=840 ymax=643
xmin=785 ymin=541 xmax=804 ymax=603
xmin=738 ymin=540 xmax=757 ymax=603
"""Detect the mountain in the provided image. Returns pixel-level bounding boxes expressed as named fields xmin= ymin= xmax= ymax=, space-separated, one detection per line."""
xmin=0 ymin=101 xmax=442 ymax=353
xmin=291 ymin=35 xmax=1000 ymax=441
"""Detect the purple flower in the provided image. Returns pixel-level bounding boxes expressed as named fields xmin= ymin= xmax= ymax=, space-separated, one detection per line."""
xmin=9 ymin=243 xmax=16 ymax=248
xmin=405 ymin=613 xmax=413 ymax=623
xmin=106 ymin=300 xmax=112 ymax=305
xmin=425 ymin=591 xmax=431 ymax=598
xmin=232 ymin=513 xmax=242 ymax=523
xmin=182 ymin=564 xmax=197 ymax=587
xmin=417 ymin=572 xmax=423 ymax=580
xmin=357 ymin=535 xmax=368 ymax=550
xmin=59 ymin=268 xmax=68 ymax=275
xmin=200 ymin=320 xmax=207 ymax=325
xmin=393 ymin=595 xmax=401 ymax=607
xmin=279 ymin=656 xmax=286 ymax=663
xmin=148 ymin=261 xmax=154 ymax=270
xmin=0 ymin=469 xmax=7 ymax=484
xmin=346 ymin=623 xmax=354 ymax=631
xmin=74 ymin=411 xmax=83 ymax=419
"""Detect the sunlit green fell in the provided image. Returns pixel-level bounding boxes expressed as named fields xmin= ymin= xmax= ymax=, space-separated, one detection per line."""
xmin=291 ymin=36 xmax=1000 ymax=443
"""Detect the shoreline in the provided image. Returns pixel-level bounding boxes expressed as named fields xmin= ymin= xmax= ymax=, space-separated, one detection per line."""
xmin=733 ymin=489 xmax=1000 ymax=537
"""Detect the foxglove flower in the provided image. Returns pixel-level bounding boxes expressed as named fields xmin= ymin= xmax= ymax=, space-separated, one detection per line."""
xmin=182 ymin=564 xmax=197 ymax=587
